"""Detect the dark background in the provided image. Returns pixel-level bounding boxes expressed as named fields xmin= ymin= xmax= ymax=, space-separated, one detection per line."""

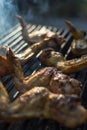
xmin=15 ymin=0 xmax=85 ymax=17
xmin=14 ymin=0 xmax=87 ymax=31
xmin=1 ymin=0 xmax=87 ymax=34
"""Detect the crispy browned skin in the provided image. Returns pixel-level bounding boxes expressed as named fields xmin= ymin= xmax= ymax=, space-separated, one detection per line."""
xmin=7 ymin=49 xmax=82 ymax=96
xmin=71 ymin=39 xmax=87 ymax=55
xmin=0 ymin=56 xmax=12 ymax=77
xmin=0 ymin=81 xmax=87 ymax=128
xmin=0 ymin=39 xmax=53 ymax=77
xmin=65 ymin=20 xmax=85 ymax=39
xmin=17 ymin=15 xmax=65 ymax=45
xmin=15 ymin=38 xmax=55 ymax=62
xmin=0 ymin=50 xmax=87 ymax=127
xmin=65 ymin=20 xmax=87 ymax=55
xmin=38 ymin=48 xmax=87 ymax=74
xmin=0 ymin=45 xmax=13 ymax=77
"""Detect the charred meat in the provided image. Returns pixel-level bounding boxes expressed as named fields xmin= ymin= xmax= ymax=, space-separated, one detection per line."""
xmin=0 ymin=38 xmax=55 ymax=77
xmin=7 ymin=49 xmax=82 ymax=96
xmin=0 ymin=81 xmax=87 ymax=128
xmin=38 ymin=48 xmax=87 ymax=74
xmin=65 ymin=20 xmax=87 ymax=56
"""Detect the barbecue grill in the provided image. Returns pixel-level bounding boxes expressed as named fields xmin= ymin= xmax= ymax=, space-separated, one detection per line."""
xmin=0 ymin=22 xmax=87 ymax=130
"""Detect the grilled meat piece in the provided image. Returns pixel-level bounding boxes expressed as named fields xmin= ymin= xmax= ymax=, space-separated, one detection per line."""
xmin=15 ymin=38 xmax=55 ymax=62
xmin=17 ymin=15 xmax=65 ymax=46
xmin=65 ymin=20 xmax=85 ymax=40
xmin=0 ymin=45 xmax=13 ymax=77
xmin=0 ymin=81 xmax=87 ymax=128
xmin=65 ymin=20 xmax=87 ymax=55
xmin=7 ymin=49 xmax=82 ymax=96
xmin=0 ymin=39 xmax=53 ymax=77
xmin=71 ymin=39 xmax=87 ymax=55
xmin=38 ymin=48 xmax=87 ymax=74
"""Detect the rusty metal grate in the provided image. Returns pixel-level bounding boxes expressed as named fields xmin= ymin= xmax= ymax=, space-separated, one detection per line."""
xmin=0 ymin=23 xmax=87 ymax=130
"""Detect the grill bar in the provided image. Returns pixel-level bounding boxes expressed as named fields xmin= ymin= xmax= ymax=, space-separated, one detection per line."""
xmin=0 ymin=23 xmax=87 ymax=130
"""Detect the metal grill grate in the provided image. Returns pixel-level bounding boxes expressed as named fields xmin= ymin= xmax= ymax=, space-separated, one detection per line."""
xmin=0 ymin=23 xmax=87 ymax=130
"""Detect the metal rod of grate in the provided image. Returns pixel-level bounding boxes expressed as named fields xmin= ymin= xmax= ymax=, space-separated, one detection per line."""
xmin=0 ymin=23 xmax=87 ymax=130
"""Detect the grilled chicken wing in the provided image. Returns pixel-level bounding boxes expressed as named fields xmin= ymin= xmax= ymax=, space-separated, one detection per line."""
xmin=0 ymin=38 xmax=53 ymax=77
xmin=17 ymin=15 xmax=65 ymax=45
xmin=65 ymin=20 xmax=85 ymax=39
xmin=6 ymin=49 xmax=82 ymax=96
xmin=38 ymin=48 xmax=87 ymax=74
xmin=0 ymin=45 xmax=13 ymax=77
xmin=71 ymin=39 xmax=87 ymax=55
xmin=0 ymin=81 xmax=87 ymax=128
xmin=65 ymin=20 xmax=87 ymax=55
xmin=15 ymin=38 xmax=56 ymax=62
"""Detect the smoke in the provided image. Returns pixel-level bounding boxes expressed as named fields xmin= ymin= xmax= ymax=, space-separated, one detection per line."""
xmin=21 ymin=0 xmax=49 ymax=24
xmin=0 ymin=0 xmax=49 ymax=34
xmin=0 ymin=0 xmax=17 ymax=34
